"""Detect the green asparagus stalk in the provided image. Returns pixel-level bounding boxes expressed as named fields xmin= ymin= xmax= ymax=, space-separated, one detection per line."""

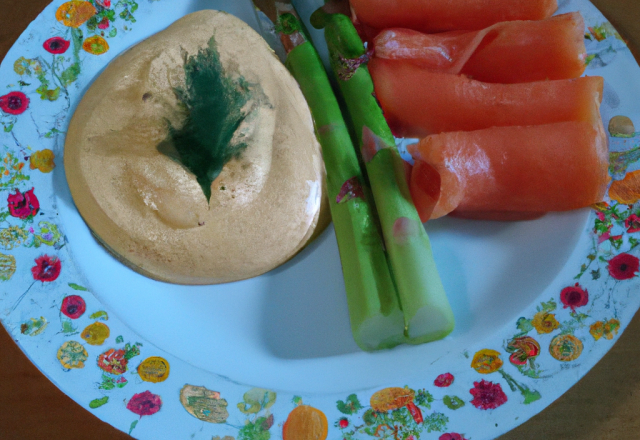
xmin=313 ymin=8 xmax=455 ymax=343
xmin=362 ymin=128 xmax=454 ymax=342
xmin=264 ymin=2 xmax=405 ymax=350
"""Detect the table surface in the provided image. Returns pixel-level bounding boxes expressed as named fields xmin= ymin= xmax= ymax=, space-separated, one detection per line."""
xmin=2 ymin=1 xmax=640 ymax=439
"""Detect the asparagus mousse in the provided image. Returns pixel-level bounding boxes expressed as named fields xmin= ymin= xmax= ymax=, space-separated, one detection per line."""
xmin=64 ymin=10 xmax=329 ymax=284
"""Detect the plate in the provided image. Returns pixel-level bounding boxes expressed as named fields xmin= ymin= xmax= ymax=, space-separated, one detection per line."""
xmin=1 ymin=0 xmax=639 ymax=438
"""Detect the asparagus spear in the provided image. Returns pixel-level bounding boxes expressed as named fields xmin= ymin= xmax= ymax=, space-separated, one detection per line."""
xmin=258 ymin=1 xmax=406 ymax=350
xmin=312 ymin=8 xmax=455 ymax=343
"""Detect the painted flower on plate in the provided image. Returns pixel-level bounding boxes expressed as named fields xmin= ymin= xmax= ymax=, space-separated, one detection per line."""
xmin=56 ymin=1 xmax=97 ymax=28
xmin=127 ymin=391 xmax=162 ymax=417
xmin=531 ymin=310 xmax=559 ymax=334
xmin=8 ymin=188 xmax=39 ymax=219
xmin=82 ymin=35 xmax=109 ymax=55
xmin=440 ymin=434 xmax=468 ymax=440
xmin=549 ymin=334 xmax=583 ymax=362
xmin=97 ymin=17 xmax=109 ymax=29
xmin=625 ymin=213 xmax=640 ymax=233
xmin=137 ymin=356 xmax=170 ymax=383
xmin=469 ymin=380 xmax=507 ymax=410
xmin=471 ymin=349 xmax=503 ymax=374
xmin=31 ymin=254 xmax=61 ymax=282
xmin=29 ymin=149 xmax=55 ymax=173
xmin=590 ymin=319 xmax=621 ymax=340
xmin=560 ymin=283 xmax=589 ymax=311
xmin=61 ymin=294 xmax=86 ymax=319
xmin=607 ymin=253 xmax=640 ymax=280
xmin=506 ymin=336 xmax=540 ymax=367
xmin=43 ymin=37 xmax=70 ymax=54
xmin=57 ymin=340 xmax=88 ymax=369
xmin=81 ymin=322 xmax=110 ymax=345
xmin=434 ymin=372 xmax=454 ymax=387
xmin=97 ymin=348 xmax=128 ymax=375
xmin=0 ymin=91 xmax=29 ymax=115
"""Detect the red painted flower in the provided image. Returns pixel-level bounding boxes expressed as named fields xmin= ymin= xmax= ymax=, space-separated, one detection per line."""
xmin=338 ymin=417 xmax=349 ymax=428
xmin=127 ymin=391 xmax=162 ymax=417
xmin=469 ymin=380 xmax=507 ymax=410
xmin=8 ymin=188 xmax=39 ymax=219
xmin=626 ymin=214 xmax=640 ymax=233
xmin=434 ymin=373 xmax=454 ymax=387
xmin=0 ymin=91 xmax=29 ymax=115
xmin=506 ymin=336 xmax=540 ymax=366
xmin=43 ymin=37 xmax=70 ymax=54
xmin=61 ymin=295 xmax=86 ymax=319
xmin=97 ymin=17 xmax=109 ymax=29
xmin=31 ymin=255 xmax=61 ymax=282
xmin=96 ymin=0 xmax=111 ymax=7
xmin=97 ymin=348 xmax=128 ymax=375
xmin=608 ymin=253 xmax=640 ymax=280
xmin=560 ymin=283 xmax=589 ymax=311
xmin=440 ymin=434 xmax=468 ymax=440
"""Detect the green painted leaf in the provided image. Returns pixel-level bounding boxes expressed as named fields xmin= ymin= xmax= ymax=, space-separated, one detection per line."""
xmin=161 ymin=37 xmax=264 ymax=201
xmin=36 ymin=86 xmax=60 ymax=101
xmin=108 ymin=27 xmax=117 ymax=38
xmin=415 ymin=389 xmax=434 ymax=408
xmin=89 ymin=310 xmax=109 ymax=321
xmin=128 ymin=420 xmax=138 ymax=435
xmin=422 ymin=412 xmax=448 ymax=433
xmin=516 ymin=317 xmax=533 ymax=333
xmin=60 ymin=63 xmax=80 ymax=86
xmin=61 ymin=319 xmax=77 ymax=334
xmin=3 ymin=124 xmax=13 ymax=133
xmin=522 ymin=388 xmax=542 ymax=405
xmin=68 ymin=282 xmax=89 ymax=291
xmin=337 ymin=394 xmax=363 ymax=415
xmin=116 ymin=335 xmax=124 ymax=343
xmin=89 ymin=396 xmax=109 ymax=408
xmin=443 ymin=395 xmax=465 ymax=410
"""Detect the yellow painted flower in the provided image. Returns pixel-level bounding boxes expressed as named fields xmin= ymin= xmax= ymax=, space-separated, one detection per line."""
xmin=604 ymin=319 xmax=621 ymax=339
xmin=590 ymin=321 xmax=604 ymax=340
xmin=81 ymin=322 xmax=110 ymax=346
xmin=471 ymin=349 xmax=503 ymax=374
xmin=531 ymin=311 xmax=560 ymax=334
xmin=13 ymin=57 xmax=32 ymax=75
xmin=82 ymin=35 xmax=109 ymax=55
xmin=549 ymin=334 xmax=583 ymax=362
xmin=55 ymin=1 xmax=96 ymax=28
xmin=283 ymin=405 xmax=328 ymax=440
xmin=591 ymin=319 xmax=620 ymax=341
xmin=57 ymin=340 xmax=88 ymax=369
xmin=29 ymin=149 xmax=55 ymax=173
xmin=609 ymin=170 xmax=640 ymax=204
xmin=138 ymin=356 xmax=170 ymax=383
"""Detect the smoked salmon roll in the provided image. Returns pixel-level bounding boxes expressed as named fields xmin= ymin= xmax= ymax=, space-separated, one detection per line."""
xmin=350 ymin=0 xmax=558 ymax=34
xmin=408 ymin=121 xmax=610 ymax=219
xmin=369 ymin=57 xmax=603 ymax=138
xmin=373 ymin=12 xmax=587 ymax=83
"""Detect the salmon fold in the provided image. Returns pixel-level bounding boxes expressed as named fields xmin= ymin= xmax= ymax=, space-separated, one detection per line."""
xmin=350 ymin=0 xmax=558 ymax=34
xmin=369 ymin=57 xmax=604 ymax=138
xmin=408 ymin=121 xmax=610 ymax=220
xmin=373 ymin=12 xmax=587 ymax=83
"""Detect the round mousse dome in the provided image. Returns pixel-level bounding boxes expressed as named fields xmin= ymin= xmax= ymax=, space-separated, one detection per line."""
xmin=64 ymin=10 xmax=329 ymax=284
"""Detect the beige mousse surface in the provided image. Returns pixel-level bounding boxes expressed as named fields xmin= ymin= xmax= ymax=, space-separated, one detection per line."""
xmin=64 ymin=10 xmax=328 ymax=284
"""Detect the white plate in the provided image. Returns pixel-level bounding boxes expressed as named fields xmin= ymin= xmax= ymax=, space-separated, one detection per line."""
xmin=1 ymin=0 xmax=639 ymax=438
